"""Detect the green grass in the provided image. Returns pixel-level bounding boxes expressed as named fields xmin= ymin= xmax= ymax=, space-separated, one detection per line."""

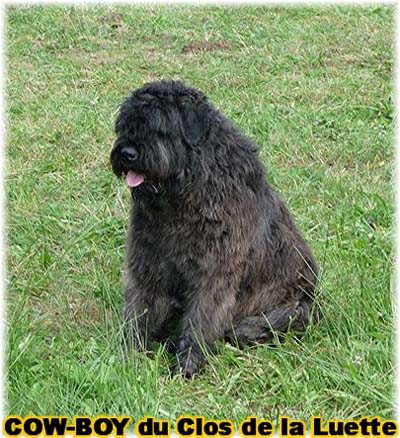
xmin=6 ymin=5 xmax=395 ymax=422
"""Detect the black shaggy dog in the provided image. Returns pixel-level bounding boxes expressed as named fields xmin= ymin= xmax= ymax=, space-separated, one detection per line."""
xmin=110 ymin=80 xmax=318 ymax=378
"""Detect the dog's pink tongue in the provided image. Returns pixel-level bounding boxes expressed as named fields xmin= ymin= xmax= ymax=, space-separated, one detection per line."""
xmin=126 ymin=170 xmax=144 ymax=187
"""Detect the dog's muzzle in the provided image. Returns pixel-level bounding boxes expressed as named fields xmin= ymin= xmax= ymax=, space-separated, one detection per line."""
xmin=110 ymin=143 xmax=137 ymax=175
xmin=120 ymin=146 xmax=138 ymax=163
xmin=110 ymin=144 xmax=146 ymax=188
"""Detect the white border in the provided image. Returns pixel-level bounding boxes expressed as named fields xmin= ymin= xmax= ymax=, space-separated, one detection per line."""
xmin=1 ymin=0 xmax=6 ymax=422
xmin=1 ymin=0 xmax=398 ymax=428
xmin=394 ymin=0 xmax=399 ymax=421
xmin=3 ymin=0 xmax=399 ymax=4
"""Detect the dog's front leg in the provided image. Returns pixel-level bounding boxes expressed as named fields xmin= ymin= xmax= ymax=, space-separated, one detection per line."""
xmin=174 ymin=274 xmax=237 ymax=378
xmin=123 ymin=282 xmax=173 ymax=353
xmin=122 ymin=290 xmax=149 ymax=353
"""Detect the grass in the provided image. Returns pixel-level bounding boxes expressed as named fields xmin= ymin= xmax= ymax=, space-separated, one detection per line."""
xmin=6 ymin=4 xmax=395 ymax=424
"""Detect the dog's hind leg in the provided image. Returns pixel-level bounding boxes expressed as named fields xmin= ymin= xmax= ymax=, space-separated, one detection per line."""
xmin=227 ymin=297 xmax=313 ymax=346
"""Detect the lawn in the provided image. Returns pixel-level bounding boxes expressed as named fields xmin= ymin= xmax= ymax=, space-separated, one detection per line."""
xmin=6 ymin=5 xmax=395 ymax=423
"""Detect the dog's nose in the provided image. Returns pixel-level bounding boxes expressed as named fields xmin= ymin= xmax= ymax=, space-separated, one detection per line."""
xmin=120 ymin=147 xmax=138 ymax=162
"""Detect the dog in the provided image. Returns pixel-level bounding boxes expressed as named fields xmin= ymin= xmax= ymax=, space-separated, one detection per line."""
xmin=110 ymin=80 xmax=318 ymax=378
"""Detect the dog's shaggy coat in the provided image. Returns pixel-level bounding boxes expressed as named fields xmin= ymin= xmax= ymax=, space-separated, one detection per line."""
xmin=110 ymin=80 xmax=318 ymax=378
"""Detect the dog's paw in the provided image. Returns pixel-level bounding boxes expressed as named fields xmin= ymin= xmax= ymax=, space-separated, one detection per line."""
xmin=173 ymin=349 xmax=203 ymax=379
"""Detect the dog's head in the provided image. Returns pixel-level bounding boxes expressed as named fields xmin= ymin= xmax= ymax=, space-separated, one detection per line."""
xmin=110 ymin=80 xmax=210 ymax=190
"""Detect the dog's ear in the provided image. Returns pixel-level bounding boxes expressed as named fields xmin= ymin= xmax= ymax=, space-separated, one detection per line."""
xmin=179 ymin=100 xmax=209 ymax=146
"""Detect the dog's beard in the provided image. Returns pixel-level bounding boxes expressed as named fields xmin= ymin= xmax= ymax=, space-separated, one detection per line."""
xmin=130 ymin=180 xmax=163 ymax=203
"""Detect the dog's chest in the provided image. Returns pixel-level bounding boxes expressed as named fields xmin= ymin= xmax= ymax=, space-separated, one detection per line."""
xmin=133 ymin=203 xmax=202 ymax=261
xmin=132 ymin=202 xmax=218 ymax=280
xmin=131 ymin=216 xmax=197 ymax=305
